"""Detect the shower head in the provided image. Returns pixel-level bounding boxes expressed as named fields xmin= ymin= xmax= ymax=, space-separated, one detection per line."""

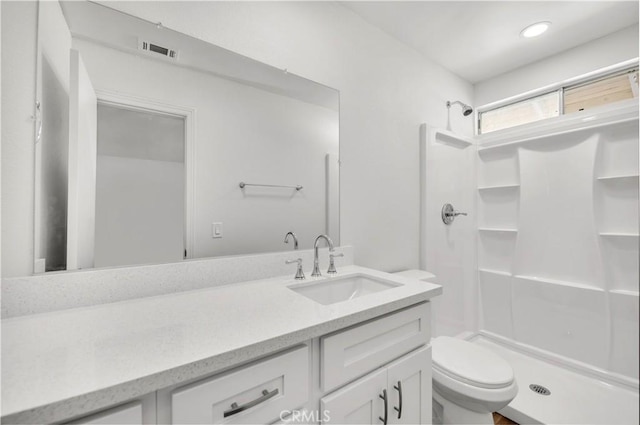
xmin=447 ymin=100 xmax=473 ymax=116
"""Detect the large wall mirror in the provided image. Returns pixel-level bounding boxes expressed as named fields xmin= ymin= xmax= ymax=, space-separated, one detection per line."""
xmin=34 ymin=0 xmax=339 ymax=274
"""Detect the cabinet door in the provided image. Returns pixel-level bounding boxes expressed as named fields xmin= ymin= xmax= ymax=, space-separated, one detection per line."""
xmin=321 ymin=368 xmax=387 ymax=425
xmin=386 ymin=346 xmax=431 ymax=425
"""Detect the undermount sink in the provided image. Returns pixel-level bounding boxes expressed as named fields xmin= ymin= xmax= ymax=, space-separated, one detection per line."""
xmin=288 ymin=274 xmax=401 ymax=305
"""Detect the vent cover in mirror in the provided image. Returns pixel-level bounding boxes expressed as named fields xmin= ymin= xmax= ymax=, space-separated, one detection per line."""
xmin=138 ymin=38 xmax=178 ymax=60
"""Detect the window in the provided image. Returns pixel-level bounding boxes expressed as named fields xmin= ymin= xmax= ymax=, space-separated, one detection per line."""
xmin=479 ymin=92 xmax=559 ymax=134
xmin=564 ymin=69 xmax=639 ymax=114
xmin=479 ymin=67 xmax=639 ymax=135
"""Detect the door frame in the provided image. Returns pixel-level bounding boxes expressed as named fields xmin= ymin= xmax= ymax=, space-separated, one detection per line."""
xmin=95 ymin=89 xmax=196 ymax=260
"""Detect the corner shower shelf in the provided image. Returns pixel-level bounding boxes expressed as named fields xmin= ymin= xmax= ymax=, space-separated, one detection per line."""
xmin=478 ymin=184 xmax=520 ymax=191
xmin=478 ymin=228 xmax=518 ymax=233
xmin=432 ymin=128 xmax=474 ymax=148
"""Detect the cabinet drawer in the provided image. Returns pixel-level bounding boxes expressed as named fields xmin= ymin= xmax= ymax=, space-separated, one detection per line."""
xmin=64 ymin=402 xmax=143 ymax=425
xmin=172 ymin=345 xmax=309 ymax=424
xmin=321 ymin=303 xmax=430 ymax=391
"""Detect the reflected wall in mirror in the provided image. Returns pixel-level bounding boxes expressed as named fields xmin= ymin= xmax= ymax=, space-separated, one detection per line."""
xmin=33 ymin=0 xmax=340 ymax=274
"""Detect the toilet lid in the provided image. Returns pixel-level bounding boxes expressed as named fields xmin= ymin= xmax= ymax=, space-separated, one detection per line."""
xmin=432 ymin=337 xmax=514 ymax=389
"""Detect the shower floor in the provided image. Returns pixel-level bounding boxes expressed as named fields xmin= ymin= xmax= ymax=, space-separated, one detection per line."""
xmin=471 ymin=336 xmax=639 ymax=425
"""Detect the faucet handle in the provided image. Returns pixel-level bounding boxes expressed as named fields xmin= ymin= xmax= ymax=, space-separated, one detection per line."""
xmin=285 ymin=258 xmax=305 ymax=280
xmin=327 ymin=252 xmax=344 ymax=274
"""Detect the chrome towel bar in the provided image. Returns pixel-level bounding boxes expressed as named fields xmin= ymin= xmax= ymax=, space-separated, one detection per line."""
xmin=239 ymin=182 xmax=303 ymax=191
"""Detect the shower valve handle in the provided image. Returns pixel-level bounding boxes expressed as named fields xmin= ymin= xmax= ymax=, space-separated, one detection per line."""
xmin=441 ymin=203 xmax=467 ymax=225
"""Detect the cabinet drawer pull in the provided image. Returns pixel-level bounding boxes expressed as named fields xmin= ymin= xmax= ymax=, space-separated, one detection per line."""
xmin=379 ymin=388 xmax=388 ymax=425
xmin=223 ymin=388 xmax=279 ymax=418
xmin=394 ymin=381 xmax=403 ymax=419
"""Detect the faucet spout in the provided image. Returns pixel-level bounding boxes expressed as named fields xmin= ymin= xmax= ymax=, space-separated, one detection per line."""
xmin=312 ymin=234 xmax=334 ymax=277
xmin=284 ymin=231 xmax=299 ymax=250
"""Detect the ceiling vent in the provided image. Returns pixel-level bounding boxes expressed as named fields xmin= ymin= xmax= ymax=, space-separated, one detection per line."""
xmin=138 ymin=38 xmax=179 ymax=60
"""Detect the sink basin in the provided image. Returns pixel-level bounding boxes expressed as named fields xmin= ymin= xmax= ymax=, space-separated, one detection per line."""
xmin=288 ymin=274 xmax=401 ymax=305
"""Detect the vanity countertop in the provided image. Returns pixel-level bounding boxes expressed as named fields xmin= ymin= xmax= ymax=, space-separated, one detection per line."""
xmin=1 ymin=265 xmax=441 ymax=423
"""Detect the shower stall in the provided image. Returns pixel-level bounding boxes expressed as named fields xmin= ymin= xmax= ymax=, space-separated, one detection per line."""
xmin=421 ymin=98 xmax=639 ymax=423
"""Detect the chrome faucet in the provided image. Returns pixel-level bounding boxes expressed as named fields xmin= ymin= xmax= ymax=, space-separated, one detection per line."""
xmin=284 ymin=231 xmax=299 ymax=250
xmin=312 ymin=234 xmax=334 ymax=277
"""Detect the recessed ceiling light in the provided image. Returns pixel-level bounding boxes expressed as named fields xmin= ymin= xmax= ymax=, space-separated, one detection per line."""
xmin=520 ymin=21 xmax=551 ymax=38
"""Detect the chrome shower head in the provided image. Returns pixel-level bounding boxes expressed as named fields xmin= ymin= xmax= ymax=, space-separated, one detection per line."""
xmin=447 ymin=100 xmax=473 ymax=116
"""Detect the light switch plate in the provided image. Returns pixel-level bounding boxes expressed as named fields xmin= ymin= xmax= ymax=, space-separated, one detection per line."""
xmin=212 ymin=222 xmax=223 ymax=238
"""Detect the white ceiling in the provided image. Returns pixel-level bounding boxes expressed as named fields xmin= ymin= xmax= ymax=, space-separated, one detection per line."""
xmin=342 ymin=1 xmax=639 ymax=83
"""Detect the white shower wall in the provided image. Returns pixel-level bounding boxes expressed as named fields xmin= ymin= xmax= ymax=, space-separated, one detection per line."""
xmin=477 ymin=104 xmax=639 ymax=382
xmin=421 ymin=125 xmax=478 ymax=338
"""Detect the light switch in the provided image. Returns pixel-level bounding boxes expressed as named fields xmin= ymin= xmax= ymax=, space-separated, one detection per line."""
xmin=212 ymin=222 xmax=223 ymax=238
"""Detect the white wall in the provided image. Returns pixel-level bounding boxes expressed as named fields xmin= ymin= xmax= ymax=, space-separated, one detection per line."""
xmin=421 ymin=127 xmax=478 ymax=338
xmin=95 ymin=1 xmax=474 ymax=271
xmin=475 ymin=24 xmax=639 ymax=107
xmin=1 ymin=2 xmax=38 ymax=277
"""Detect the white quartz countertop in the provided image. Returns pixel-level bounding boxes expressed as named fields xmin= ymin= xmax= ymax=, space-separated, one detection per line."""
xmin=1 ymin=266 xmax=441 ymax=423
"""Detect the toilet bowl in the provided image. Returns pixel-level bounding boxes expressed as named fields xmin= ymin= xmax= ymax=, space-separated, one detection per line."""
xmin=431 ymin=336 xmax=518 ymax=425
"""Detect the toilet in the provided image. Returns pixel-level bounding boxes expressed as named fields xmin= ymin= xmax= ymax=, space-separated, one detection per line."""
xmin=392 ymin=270 xmax=518 ymax=424
xmin=431 ymin=336 xmax=518 ymax=424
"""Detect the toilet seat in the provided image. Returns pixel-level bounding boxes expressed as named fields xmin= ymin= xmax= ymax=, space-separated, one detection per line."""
xmin=432 ymin=336 xmax=514 ymax=389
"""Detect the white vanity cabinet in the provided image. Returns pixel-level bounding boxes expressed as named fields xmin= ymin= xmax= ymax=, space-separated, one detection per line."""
xmin=319 ymin=302 xmax=431 ymax=425
xmin=2 ymin=263 xmax=441 ymax=425
xmin=36 ymin=302 xmax=433 ymax=425
xmin=158 ymin=303 xmax=431 ymax=425
xmin=321 ymin=347 xmax=431 ymax=425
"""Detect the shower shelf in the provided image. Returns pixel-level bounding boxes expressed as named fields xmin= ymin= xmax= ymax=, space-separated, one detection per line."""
xmin=478 ymin=184 xmax=520 ymax=191
xmin=478 ymin=228 xmax=518 ymax=233
xmin=610 ymin=289 xmax=640 ymax=297
xmin=596 ymin=174 xmax=639 ymax=181
xmin=478 ymin=269 xmax=512 ymax=277
xmin=599 ymin=232 xmax=639 ymax=237
xmin=513 ymin=275 xmax=604 ymax=291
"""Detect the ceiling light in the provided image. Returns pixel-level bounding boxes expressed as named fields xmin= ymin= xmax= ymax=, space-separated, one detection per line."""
xmin=520 ymin=22 xmax=551 ymax=38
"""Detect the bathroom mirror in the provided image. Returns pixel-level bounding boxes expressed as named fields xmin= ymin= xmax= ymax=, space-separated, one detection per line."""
xmin=33 ymin=0 xmax=339 ymax=273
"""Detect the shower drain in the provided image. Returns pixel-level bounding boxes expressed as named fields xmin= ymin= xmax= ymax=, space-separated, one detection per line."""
xmin=529 ymin=384 xmax=551 ymax=396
